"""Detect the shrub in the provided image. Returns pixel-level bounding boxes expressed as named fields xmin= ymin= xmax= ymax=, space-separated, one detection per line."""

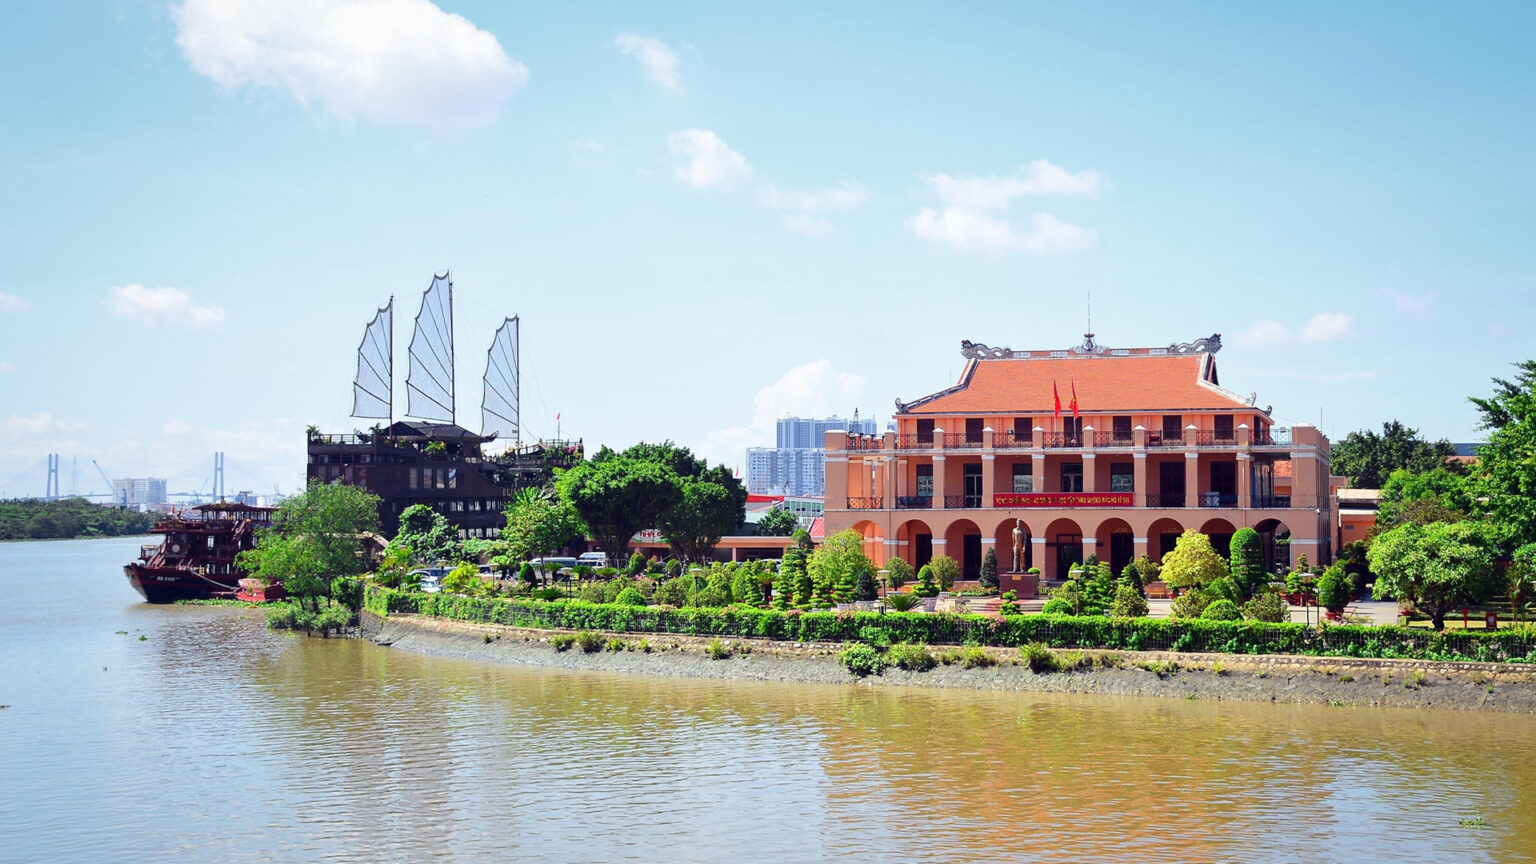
xmin=856 ymin=565 xmax=880 ymax=602
xmin=1202 ymin=599 xmax=1242 ymax=621
xmin=615 ymin=587 xmax=647 ymax=607
xmin=1242 ymin=590 xmax=1289 ymax=623
xmin=265 ymin=602 xmax=300 ymax=630
xmin=705 ymin=637 xmax=732 ymax=660
xmin=913 ymin=565 xmax=940 ymax=598
xmin=1229 ymin=527 xmax=1266 ymax=600
xmin=930 ymin=555 xmax=960 ymax=592
xmin=626 ymin=551 xmax=647 ymax=576
xmin=653 ymin=577 xmax=689 ymax=607
xmin=1209 ymin=577 xmax=1240 ymax=604
xmin=1021 ymin=642 xmax=1062 ymax=673
xmin=999 ymin=590 xmax=1020 ymax=616
xmin=577 ymin=630 xmax=604 ymax=653
xmin=577 ymin=581 xmax=607 ymax=604
xmin=885 ymin=557 xmax=914 ymax=591
xmin=1110 ymin=582 xmax=1149 ymax=618
xmin=519 ymin=561 xmax=538 ymax=588
xmin=551 ymin=633 xmax=577 ymax=651
xmin=1121 ymin=562 xmax=1143 ymax=594
xmin=884 ymin=592 xmax=924 ymax=612
xmin=1162 ymin=531 xmax=1229 ymax=590
xmin=840 ymin=644 xmax=886 ymax=677
xmin=1170 ymin=588 xmax=1213 ymax=620
xmin=1040 ymin=597 xmax=1074 ymax=615
xmin=533 ymin=587 xmax=564 ymax=602
xmin=1317 ymin=565 xmax=1351 ymax=615
xmin=885 ymin=642 xmax=936 ymax=672
xmin=604 ymin=637 xmax=627 ymax=652
xmin=959 ymin=646 xmax=996 ymax=669
xmin=979 ymin=547 xmax=999 ymax=590
xmin=1133 ymin=554 xmax=1161 ymax=583
xmin=858 ymin=624 xmax=893 ymax=649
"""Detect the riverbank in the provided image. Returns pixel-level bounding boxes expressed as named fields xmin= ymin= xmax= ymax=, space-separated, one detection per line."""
xmin=366 ymin=613 xmax=1536 ymax=713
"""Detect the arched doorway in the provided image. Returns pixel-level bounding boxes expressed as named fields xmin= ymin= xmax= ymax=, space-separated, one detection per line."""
xmin=1199 ymin=517 xmax=1237 ymax=561
xmin=993 ymin=517 xmax=1032 ymax=573
xmin=897 ymin=519 xmax=934 ymax=570
xmin=1043 ymin=517 xmax=1084 ymax=581
xmin=1095 ymin=517 xmax=1135 ymax=576
xmin=1255 ymin=518 xmax=1293 ymax=574
xmin=944 ymin=518 xmax=983 ymax=581
xmin=1148 ymin=517 xmax=1185 ymax=563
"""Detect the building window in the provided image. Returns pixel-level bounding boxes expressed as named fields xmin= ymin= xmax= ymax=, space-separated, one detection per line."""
xmin=1162 ymin=415 xmax=1182 ymax=442
xmin=1113 ymin=416 xmax=1132 ymax=442
xmin=447 ymin=468 xmax=457 ymax=489
xmin=1215 ymin=415 xmax=1234 ymax=441
xmin=965 ymin=417 xmax=984 ymax=444
xmin=1013 ymin=417 xmax=1031 ymax=444
xmin=1012 ymin=463 xmax=1033 ymax=493
xmin=916 ymin=464 xmax=933 ymax=498
xmin=1110 ymin=463 xmax=1133 ymax=493
xmin=1060 ymin=463 xmax=1084 ymax=493
xmin=916 ymin=419 xmax=935 ymax=445
xmin=1063 ymin=416 xmax=1082 ymax=442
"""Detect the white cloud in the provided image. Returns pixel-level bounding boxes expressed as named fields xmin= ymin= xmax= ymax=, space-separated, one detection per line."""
xmin=1378 ymin=288 xmax=1432 ymax=318
xmin=0 ymin=361 xmax=16 ymax=374
xmin=1234 ymin=313 xmax=1355 ymax=348
xmin=699 ymin=360 xmax=866 ymax=469
xmin=908 ymin=208 xmax=1096 ymax=253
xmin=162 ymin=419 xmax=194 ymax=436
xmin=1297 ymin=312 xmax=1354 ymax=343
xmin=572 ymin=139 xmax=603 ymax=152
xmin=758 ymin=182 xmax=869 ymax=234
xmin=909 ymin=160 xmax=1101 ymax=253
xmin=668 ymin=129 xmax=751 ymax=190
xmin=613 ymin=32 xmax=682 ymax=90
xmin=172 ymin=0 xmax=527 ymax=130
xmin=3 ymin=412 xmax=85 ymax=436
xmin=0 ymin=291 xmax=29 ymax=312
xmin=107 ymin=284 xmax=226 ymax=327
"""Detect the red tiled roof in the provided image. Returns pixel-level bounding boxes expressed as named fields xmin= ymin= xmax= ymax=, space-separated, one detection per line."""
xmin=901 ymin=354 xmax=1253 ymax=415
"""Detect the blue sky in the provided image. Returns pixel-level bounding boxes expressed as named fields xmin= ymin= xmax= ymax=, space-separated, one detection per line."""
xmin=1 ymin=1 xmax=1532 ymax=497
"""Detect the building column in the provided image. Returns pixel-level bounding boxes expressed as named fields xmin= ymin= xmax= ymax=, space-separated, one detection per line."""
xmin=732 ymin=546 xmax=742 ymax=562
xmin=1032 ymin=536 xmax=1049 ymax=579
xmin=1133 ymin=536 xmax=1149 ymax=562
xmin=1133 ymin=452 xmax=1148 ymax=507
xmin=981 ymin=453 xmax=995 ymax=506
xmin=1236 ymin=452 xmax=1252 ymax=509
xmin=1082 ymin=453 xmax=1097 ymax=493
xmin=1031 ymin=453 xmax=1044 ymax=494
xmin=1185 ymin=452 xmax=1199 ymax=509
xmin=896 ymin=458 xmax=908 ymax=499
xmin=932 ymin=455 xmax=947 ymax=508
xmin=1081 ymin=536 xmax=1098 ymax=570
xmin=882 ymin=457 xmax=897 ymax=510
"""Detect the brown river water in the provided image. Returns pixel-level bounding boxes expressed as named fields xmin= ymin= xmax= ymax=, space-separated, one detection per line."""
xmin=3 ymin=536 xmax=1536 ymax=863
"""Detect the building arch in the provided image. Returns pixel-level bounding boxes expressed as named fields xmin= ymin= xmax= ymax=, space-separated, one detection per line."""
xmin=1255 ymin=518 xmax=1293 ymax=574
xmin=944 ymin=517 xmax=984 ymax=582
xmin=1199 ymin=517 xmax=1237 ymax=560
xmin=1095 ymin=516 xmax=1135 ymax=576
xmin=1147 ymin=516 xmax=1185 ymax=563
xmin=851 ymin=519 xmax=886 ymax=566
xmin=1043 ymin=516 xmax=1085 ymax=581
xmin=896 ymin=518 xmax=934 ymax=570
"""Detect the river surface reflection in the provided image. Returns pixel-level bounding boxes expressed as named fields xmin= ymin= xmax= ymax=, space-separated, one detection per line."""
xmin=3 ymin=537 xmax=1535 ymax=863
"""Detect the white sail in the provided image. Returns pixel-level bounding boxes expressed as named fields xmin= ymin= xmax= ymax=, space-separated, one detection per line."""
xmin=482 ymin=316 xmax=519 ymax=443
xmin=351 ymin=298 xmax=392 ymax=419
xmin=406 ymin=272 xmax=455 ymax=423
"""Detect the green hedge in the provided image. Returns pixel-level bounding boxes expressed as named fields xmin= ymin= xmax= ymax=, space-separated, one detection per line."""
xmin=364 ymin=586 xmax=1536 ymax=664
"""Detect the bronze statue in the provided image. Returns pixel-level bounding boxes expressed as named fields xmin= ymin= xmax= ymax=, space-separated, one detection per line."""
xmin=1011 ymin=518 xmax=1026 ymax=572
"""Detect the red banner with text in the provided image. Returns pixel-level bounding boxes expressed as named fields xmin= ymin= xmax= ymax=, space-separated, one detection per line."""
xmin=993 ymin=492 xmax=1132 ymax=508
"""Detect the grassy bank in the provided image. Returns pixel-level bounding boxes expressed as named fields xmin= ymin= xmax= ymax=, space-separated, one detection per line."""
xmin=365 ymin=586 xmax=1536 ymax=665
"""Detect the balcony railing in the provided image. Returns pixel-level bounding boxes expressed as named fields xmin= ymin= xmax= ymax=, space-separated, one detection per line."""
xmin=1252 ymin=495 xmax=1292 ymax=509
xmin=945 ymin=495 xmax=972 ymax=508
xmin=996 ymin=430 xmax=1032 ymax=449
xmin=1144 ymin=492 xmax=1186 ymax=507
xmin=896 ymin=434 xmax=930 ymax=450
xmin=1148 ymin=432 xmax=1181 ymax=448
xmin=1200 ymin=492 xmax=1238 ymax=508
xmin=1195 ymin=431 xmax=1237 ymax=447
xmin=945 ymin=432 xmax=987 ymax=449
xmin=1043 ymin=433 xmax=1082 ymax=448
xmin=846 ymin=497 xmax=883 ymax=510
xmin=844 ymin=436 xmax=883 ymax=452
xmin=1253 ymin=427 xmax=1291 ymax=447
xmin=1104 ymin=433 xmax=1134 ymax=447
xmin=896 ymin=495 xmax=932 ymax=509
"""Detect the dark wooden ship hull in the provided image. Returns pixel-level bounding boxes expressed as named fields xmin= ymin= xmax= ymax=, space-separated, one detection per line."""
xmin=124 ymin=562 xmax=240 ymax=603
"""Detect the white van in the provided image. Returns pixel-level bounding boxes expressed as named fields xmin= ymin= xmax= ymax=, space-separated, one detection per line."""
xmin=529 ymin=557 xmax=578 ymax=578
xmin=577 ymin=552 xmax=610 ymax=569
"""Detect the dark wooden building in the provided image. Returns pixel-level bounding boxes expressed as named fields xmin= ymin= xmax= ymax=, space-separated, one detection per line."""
xmin=306 ymin=420 xmax=582 ymax=537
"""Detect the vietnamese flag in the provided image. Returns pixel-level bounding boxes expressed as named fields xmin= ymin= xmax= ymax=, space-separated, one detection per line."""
xmin=1052 ymin=379 xmax=1062 ymax=418
xmin=1071 ymin=379 xmax=1079 ymax=419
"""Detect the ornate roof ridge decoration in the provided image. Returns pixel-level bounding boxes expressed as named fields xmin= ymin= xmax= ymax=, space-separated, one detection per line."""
xmin=1071 ymin=332 xmax=1105 ymax=355
xmin=960 ymin=339 xmax=1014 ymax=360
xmin=1168 ymin=333 xmax=1221 ymax=354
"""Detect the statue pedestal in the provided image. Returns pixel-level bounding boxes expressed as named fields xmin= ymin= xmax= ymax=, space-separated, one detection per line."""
xmin=999 ymin=571 xmax=1038 ymax=599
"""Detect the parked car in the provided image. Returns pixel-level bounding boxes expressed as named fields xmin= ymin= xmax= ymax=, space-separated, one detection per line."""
xmin=409 ymin=567 xmax=447 ymax=593
xmin=577 ymin=552 xmax=610 ymax=569
xmin=528 ymin=557 xmax=578 ymax=580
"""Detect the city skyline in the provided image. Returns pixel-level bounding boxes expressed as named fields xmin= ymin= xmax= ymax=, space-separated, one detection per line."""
xmin=2 ymin=1 xmax=1533 ymax=496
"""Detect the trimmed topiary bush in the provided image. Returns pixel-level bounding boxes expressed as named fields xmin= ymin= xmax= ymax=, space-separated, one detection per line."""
xmin=1040 ymin=597 xmax=1074 ymax=615
xmin=1242 ymin=590 xmax=1289 ymax=623
xmin=913 ymin=565 xmax=940 ymax=598
xmin=979 ymin=547 xmax=999 ymax=590
xmin=615 ymin=587 xmax=647 ymax=607
xmin=884 ymin=557 xmax=914 ymax=591
xmin=930 ymin=555 xmax=960 ymax=592
xmin=1110 ymin=581 xmax=1149 ymax=618
xmin=1317 ymin=564 xmax=1351 ymax=616
xmin=1170 ymin=588 xmax=1214 ymax=620
xmin=1202 ymin=599 xmax=1242 ymax=621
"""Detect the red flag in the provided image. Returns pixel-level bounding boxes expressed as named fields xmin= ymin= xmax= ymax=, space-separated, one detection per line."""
xmin=1052 ymin=379 xmax=1061 ymax=418
xmin=1071 ymin=379 xmax=1079 ymax=419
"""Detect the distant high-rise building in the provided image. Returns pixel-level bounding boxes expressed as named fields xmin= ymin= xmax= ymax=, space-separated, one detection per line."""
xmin=748 ymin=414 xmax=879 ymax=496
xmin=111 ymin=478 xmax=167 ymax=507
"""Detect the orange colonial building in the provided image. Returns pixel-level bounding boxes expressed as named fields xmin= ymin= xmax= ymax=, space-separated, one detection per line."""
xmin=825 ymin=334 xmax=1342 ymax=582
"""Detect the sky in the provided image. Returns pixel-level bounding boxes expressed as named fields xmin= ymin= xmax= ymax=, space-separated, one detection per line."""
xmin=1 ymin=1 xmax=1533 ymax=498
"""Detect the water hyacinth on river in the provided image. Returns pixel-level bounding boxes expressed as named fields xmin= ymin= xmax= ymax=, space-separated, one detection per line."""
xmin=4 ymin=537 xmax=1536 ymax=862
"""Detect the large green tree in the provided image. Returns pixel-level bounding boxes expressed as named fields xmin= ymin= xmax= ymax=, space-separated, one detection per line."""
xmin=1161 ymin=530 xmax=1229 ymax=591
xmin=1367 ymin=520 xmax=1501 ymax=630
xmin=391 ymin=503 xmax=460 ymax=563
xmin=1470 ymin=360 xmax=1536 ymax=550
xmin=1330 ymin=420 xmax=1460 ymax=489
xmin=503 ymin=494 xmax=584 ymax=583
xmin=556 ymin=456 xmax=681 ymax=565
xmin=756 ymin=506 xmax=799 ymax=537
xmin=237 ymin=481 xmax=381 ymax=614
xmin=590 ymin=442 xmax=747 ymax=564
xmin=808 ymin=529 xmax=875 ymax=606
xmin=1375 ymin=467 xmax=1475 ymax=531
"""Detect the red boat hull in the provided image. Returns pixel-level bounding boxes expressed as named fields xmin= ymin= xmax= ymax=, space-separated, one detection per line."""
xmin=124 ymin=563 xmax=239 ymax=604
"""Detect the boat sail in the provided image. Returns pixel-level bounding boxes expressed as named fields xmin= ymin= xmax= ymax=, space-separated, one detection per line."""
xmin=406 ymin=272 xmax=455 ymax=423
xmin=481 ymin=316 xmax=520 ymax=444
xmin=351 ymin=298 xmax=393 ymax=419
